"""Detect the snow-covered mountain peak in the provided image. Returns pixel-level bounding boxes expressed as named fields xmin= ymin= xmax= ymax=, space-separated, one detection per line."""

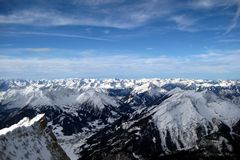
xmin=132 ymin=82 xmax=166 ymax=96
xmin=76 ymin=89 xmax=119 ymax=110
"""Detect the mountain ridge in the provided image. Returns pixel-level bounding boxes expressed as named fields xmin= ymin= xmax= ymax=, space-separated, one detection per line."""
xmin=0 ymin=114 xmax=70 ymax=160
xmin=0 ymin=78 xmax=239 ymax=159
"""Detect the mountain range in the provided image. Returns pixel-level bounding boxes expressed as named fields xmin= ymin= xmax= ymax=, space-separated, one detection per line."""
xmin=0 ymin=78 xmax=240 ymax=160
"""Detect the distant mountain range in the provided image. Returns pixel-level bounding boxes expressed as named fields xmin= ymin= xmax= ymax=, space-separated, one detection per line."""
xmin=0 ymin=78 xmax=240 ymax=160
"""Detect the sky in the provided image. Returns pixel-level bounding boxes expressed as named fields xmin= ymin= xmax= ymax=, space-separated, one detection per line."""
xmin=0 ymin=0 xmax=240 ymax=80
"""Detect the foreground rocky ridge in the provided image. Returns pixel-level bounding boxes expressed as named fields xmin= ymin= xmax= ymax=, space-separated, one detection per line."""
xmin=0 ymin=114 xmax=70 ymax=160
xmin=0 ymin=78 xmax=239 ymax=159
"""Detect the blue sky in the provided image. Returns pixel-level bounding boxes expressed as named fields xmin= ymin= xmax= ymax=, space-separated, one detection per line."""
xmin=0 ymin=0 xmax=240 ymax=79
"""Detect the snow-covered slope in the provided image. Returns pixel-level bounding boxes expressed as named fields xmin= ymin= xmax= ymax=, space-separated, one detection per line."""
xmin=0 ymin=85 xmax=118 ymax=111
xmin=0 ymin=78 xmax=239 ymax=160
xmin=0 ymin=114 xmax=70 ymax=160
xmin=79 ymin=89 xmax=240 ymax=160
xmin=0 ymin=114 xmax=44 ymax=135
xmin=152 ymin=89 xmax=240 ymax=152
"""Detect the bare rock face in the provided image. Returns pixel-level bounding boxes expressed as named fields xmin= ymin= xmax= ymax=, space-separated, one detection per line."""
xmin=0 ymin=114 xmax=70 ymax=160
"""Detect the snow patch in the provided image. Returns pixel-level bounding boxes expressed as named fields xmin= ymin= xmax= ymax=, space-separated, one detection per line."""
xmin=0 ymin=114 xmax=45 ymax=135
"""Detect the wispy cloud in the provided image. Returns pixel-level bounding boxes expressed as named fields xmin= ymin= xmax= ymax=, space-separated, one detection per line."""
xmin=192 ymin=52 xmax=223 ymax=59
xmin=27 ymin=48 xmax=52 ymax=52
xmin=189 ymin=0 xmax=240 ymax=33
xmin=218 ymin=38 xmax=240 ymax=43
xmin=226 ymin=1 xmax=240 ymax=33
xmin=73 ymin=0 xmax=121 ymax=6
xmin=0 ymin=9 xmax=137 ymax=29
xmin=0 ymin=0 xmax=175 ymax=29
xmin=170 ymin=15 xmax=197 ymax=31
xmin=1 ymin=0 xmax=238 ymax=33
xmin=0 ymin=48 xmax=104 ymax=58
xmin=3 ymin=31 xmax=109 ymax=41
xmin=189 ymin=0 xmax=224 ymax=9
xmin=0 ymin=1 xmax=170 ymax=29
xmin=0 ymin=10 xmax=72 ymax=26
xmin=146 ymin=47 xmax=153 ymax=50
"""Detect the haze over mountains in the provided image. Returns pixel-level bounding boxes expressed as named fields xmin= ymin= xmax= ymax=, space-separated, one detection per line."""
xmin=0 ymin=78 xmax=240 ymax=159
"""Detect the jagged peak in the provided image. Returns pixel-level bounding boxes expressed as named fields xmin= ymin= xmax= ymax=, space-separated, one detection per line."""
xmin=1 ymin=78 xmax=239 ymax=90
xmin=76 ymin=88 xmax=119 ymax=110
xmin=0 ymin=114 xmax=45 ymax=136
xmin=132 ymin=82 xmax=166 ymax=96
